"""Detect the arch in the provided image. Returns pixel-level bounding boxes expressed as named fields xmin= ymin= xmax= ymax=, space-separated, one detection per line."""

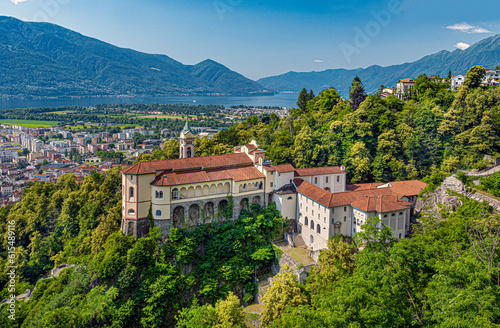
xmin=210 ymin=184 xmax=217 ymax=195
xmin=155 ymin=210 xmax=162 ymax=217
xmin=204 ymin=202 xmax=215 ymax=222
xmin=129 ymin=187 xmax=134 ymax=198
xmin=287 ymin=196 xmax=293 ymax=200
xmin=188 ymin=187 xmax=195 ymax=198
xmin=172 ymin=188 xmax=179 ymax=200
xmin=252 ymin=196 xmax=261 ymax=204
xmin=310 ymin=220 xmax=314 ymax=230
xmin=203 ymin=185 xmax=210 ymax=196
xmin=305 ymin=216 xmax=309 ymax=226
xmin=128 ymin=209 xmax=135 ymax=215
xmin=242 ymin=183 xmax=247 ymax=192
xmin=173 ymin=206 xmax=185 ymax=227
xmin=217 ymin=183 xmax=224 ymax=194
xmin=254 ymin=182 xmax=259 ymax=190
xmin=391 ymin=213 xmax=396 ymax=217
xmin=259 ymin=182 xmax=263 ymax=190
xmin=188 ymin=204 xmax=200 ymax=226
xmin=195 ymin=186 xmax=202 ymax=197
xmin=240 ymin=198 xmax=249 ymax=215
xmin=224 ymin=182 xmax=230 ymax=193
xmin=324 ymin=187 xmax=331 ymax=192
xmin=218 ymin=199 xmax=229 ymax=220
xmin=334 ymin=222 xmax=342 ymax=236
xmin=316 ymin=224 xmax=321 ymax=234
xmin=310 ymin=235 xmax=314 ymax=245
xmin=239 ymin=184 xmax=243 ymax=193
xmin=187 ymin=147 xmax=192 ymax=158
xmin=180 ymin=187 xmax=187 ymax=199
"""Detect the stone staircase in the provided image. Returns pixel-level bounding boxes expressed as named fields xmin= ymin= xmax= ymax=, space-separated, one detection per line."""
xmin=444 ymin=175 xmax=500 ymax=212
xmin=292 ymin=234 xmax=306 ymax=247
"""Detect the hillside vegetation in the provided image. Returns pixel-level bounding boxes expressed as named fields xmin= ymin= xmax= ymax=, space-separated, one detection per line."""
xmin=1 ymin=69 xmax=500 ymax=327
xmin=0 ymin=16 xmax=271 ymax=98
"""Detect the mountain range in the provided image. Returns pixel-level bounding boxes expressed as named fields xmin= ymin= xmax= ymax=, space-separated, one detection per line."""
xmin=1 ymin=15 xmax=500 ymax=99
xmin=258 ymin=34 xmax=500 ymax=95
xmin=0 ymin=16 xmax=272 ymax=98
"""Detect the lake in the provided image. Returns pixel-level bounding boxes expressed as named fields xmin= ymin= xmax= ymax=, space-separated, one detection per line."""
xmin=0 ymin=93 xmax=299 ymax=110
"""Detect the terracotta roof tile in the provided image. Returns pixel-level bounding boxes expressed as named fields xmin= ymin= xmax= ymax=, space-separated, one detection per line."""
xmin=347 ymin=183 xmax=384 ymax=191
xmin=294 ymin=166 xmax=345 ymax=177
xmin=122 ymin=153 xmax=253 ymax=175
xmin=295 ymin=178 xmax=425 ymax=209
xmin=264 ymin=164 xmax=295 ymax=173
xmin=152 ymin=165 xmax=264 ymax=186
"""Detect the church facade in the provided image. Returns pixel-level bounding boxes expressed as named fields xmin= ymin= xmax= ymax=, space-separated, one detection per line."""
xmin=121 ymin=122 xmax=426 ymax=250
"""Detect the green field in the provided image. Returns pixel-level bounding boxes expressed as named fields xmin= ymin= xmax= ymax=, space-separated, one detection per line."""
xmin=0 ymin=119 xmax=59 ymax=128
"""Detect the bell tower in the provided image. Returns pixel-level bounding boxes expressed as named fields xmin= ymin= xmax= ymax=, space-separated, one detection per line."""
xmin=179 ymin=120 xmax=195 ymax=158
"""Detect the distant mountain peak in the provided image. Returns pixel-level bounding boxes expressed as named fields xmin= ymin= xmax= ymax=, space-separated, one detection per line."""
xmin=258 ymin=34 xmax=500 ymax=96
xmin=0 ymin=16 xmax=272 ymax=98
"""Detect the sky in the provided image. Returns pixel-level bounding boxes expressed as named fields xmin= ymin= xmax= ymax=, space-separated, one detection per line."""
xmin=1 ymin=0 xmax=499 ymax=80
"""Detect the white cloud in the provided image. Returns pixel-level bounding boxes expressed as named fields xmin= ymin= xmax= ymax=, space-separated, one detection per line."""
xmin=454 ymin=42 xmax=470 ymax=50
xmin=446 ymin=22 xmax=492 ymax=34
xmin=314 ymin=59 xmax=324 ymax=63
xmin=10 ymin=0 xmax=30 ymax=4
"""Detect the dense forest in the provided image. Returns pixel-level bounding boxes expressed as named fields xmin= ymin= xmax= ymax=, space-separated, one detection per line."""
xmin=1 ymin=66 xmax=500 ymax=327
xmin=142 ymin=67 xmax=500 ymax=185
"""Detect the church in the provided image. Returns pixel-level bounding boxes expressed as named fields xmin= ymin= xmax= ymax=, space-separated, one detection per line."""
xmin=121 ymin=121 xmax=426 ymax=250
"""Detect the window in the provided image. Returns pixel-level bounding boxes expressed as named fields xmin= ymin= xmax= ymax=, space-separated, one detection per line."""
xmin=311 ymin=220 xmax=314 ymax=229
xmin=270 ymin=182 xmax=273 ymax=188
xmin=344 ymin=216 xmax=346 ymax=222
xmin=312 ymin=210 xmax=314 ymax=215
xmin=259 ymin=182 xmax=263 ymax=189
xmin=129 ymin=187 xmax=134 ymax=198
xmin=383 ymin=214 xmax=388 ymax=218
xmin=172 ymin=188 xmax=179 ymax=200
xmin=344 ymin=206 xmax=346 ymax=212
xmin=287 ymin=196 xmax=293 ymax=200
xmin=326 ymin=177 xmax=329 ymax=183
xmin=305 ymin=217 xmax=309 ymax=225
xmin=391 ymin=213 xmax=396 ymax=217
xmin=318 ymin=214 xmax=320 ymax=220
xmin=314 ymin=177 xmax=318 ymax=184
xmin=306 ymin=207 xmax=308 ymax=212
xmin=270 ymin=171 xmax=274 ymax=175
xmin=399 ymin=212 xmax=403 ymax=215
xmin=332 ymin=208 xmax=335 ymax=214
xmin=155 ymin=210 xmax=162 ymax=217
xmin=128 ymin=209 xmax=135 ymax=215
xmin=337 ymin=176 xmax=340 ymax=182
xmin=324 ymin=217 xmax=326 ymax=223
xmin=317 ymin=224 xmax=321 ymax=233
xmin=318 ymin=203 xmax=320 ymax=209
xmin=399 ymin=233 xmax=402 ymax=239
xmin=300 ymin=203 xmax=302 ymax=208
xmin=155 ymin=190 xmax=164 ymax=199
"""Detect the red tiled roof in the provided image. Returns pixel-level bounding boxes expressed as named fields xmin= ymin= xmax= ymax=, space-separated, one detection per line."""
xmin=351 ymin=195 xmax=412 ymax=213
xmin=397 ymin=78 xmax=415 ymax=83
xmin=294 ymin=166 xmax=345 ymax=177
xmin=381 ymin=180 xmax=427 ymax=197
xmin=264 ymin=164 xmax=295 ymax=173
xmin=152 ymin=165 xmax=264 ymax=186
xmin=347 ymin=183 xmax=384 ymax=191
xmin=295 ymin=178 xmax=425 ymax=209
xmin=122 ymin=153 xmax=253 ymax=175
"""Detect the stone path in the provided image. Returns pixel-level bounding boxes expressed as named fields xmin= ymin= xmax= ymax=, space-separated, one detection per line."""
xmin=444 ymin=175 xmax=500 ymax=212
xmin=461 ymin=164 xmax=500 ymax=177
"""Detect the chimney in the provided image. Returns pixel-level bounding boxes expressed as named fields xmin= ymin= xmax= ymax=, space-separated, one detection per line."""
xmin=340 ymin=165 xmax=346 ymax=172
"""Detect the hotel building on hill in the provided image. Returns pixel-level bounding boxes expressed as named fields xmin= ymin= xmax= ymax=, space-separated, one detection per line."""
xmin=121 ymin=121 xmax=426 ymax=250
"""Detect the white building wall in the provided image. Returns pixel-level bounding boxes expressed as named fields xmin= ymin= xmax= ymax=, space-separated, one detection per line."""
xmin=274 ymin=171 xmax=294 ymax=190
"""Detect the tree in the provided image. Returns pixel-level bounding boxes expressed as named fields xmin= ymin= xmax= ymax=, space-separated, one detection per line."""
xmin=307 ymin=237 xmax=356 ymax=294
xmin=261 ymin=267 xmax=308 ymax=326
xmin=297 ymin=88 xmax=309 ymax=112
xmin=464 ymin=65 xmax=486 ymax=89
xmin=293 ymin=126 xmax=315 ymax=168
xmin=349 ymin=76 xmax=367 ymax=111
xmin=448 ymin=70 xmax=452 ymax=80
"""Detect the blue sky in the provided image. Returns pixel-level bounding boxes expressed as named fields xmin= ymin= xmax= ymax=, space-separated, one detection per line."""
xmin=1 ymin=0 xmax=499 ymax=80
